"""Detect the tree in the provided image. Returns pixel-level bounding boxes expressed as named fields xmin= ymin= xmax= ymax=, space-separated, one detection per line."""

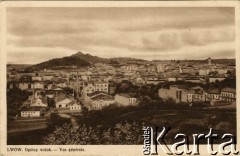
xmin=43 ymin=122 xmax=143 ymax=145
xmin=82 ymin=106 xmax=89 ymax=114
xmin=7 ymin=88 xmax=30 ymax=117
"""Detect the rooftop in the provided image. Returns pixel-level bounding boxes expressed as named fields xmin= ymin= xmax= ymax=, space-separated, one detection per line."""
xmin=221 ymin=87 xmax=236 ymax=93
xmin=91 ymin=94 xmax=114 ymax=101
xmin=21 ymin=106 xmax=45 ymax=111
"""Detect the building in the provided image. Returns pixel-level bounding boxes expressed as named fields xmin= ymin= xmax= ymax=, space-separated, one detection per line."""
xmin=185 ymin=78 xmax=201 ymax=83
xmin=82 ymin=83 xmax=96 ymax=96
xmin=220 ymin=88 xmax=236 ymax=102
xmin=157 ymin=64 xmax=166 ymax=73
xmin=159 ymin=85 xmax=206 ymax=103
xmin=168 ymin=77 xmax=177 ymax=82
xmin=159 ymin=85 xmax=187 ymax=103
xmin=91 ymin=94 xmax=115 ymax=110
xmin=115 ymin=94 xmax=137 ymax=106
xmin=186 ymin=86 xmax=206 ymax=102
xmin=56 ymin=97 xmax=77 ymax=108
xmin=81 ymin=75 xmax=91 ymax=81
xmin=32 ymin=81 xmax=45 ymax=89
xmin=95 ymin=82 xmax=109 ymax=93
xmin=206 ymin=89 xmax=221 ymax=102
xmin=109 ymin=83 xmax=117 ymax=95
xmin=135 ymin=77 xmax=146 ymax=85
xmin=147 ymin=65 xmax=157 ymax=72
xmin=55 ymin=79 xmax=68 ymax=88
xmin=21 ymin=107 xmax=44 ymax=117
xmin=83 ymin=91 xmax=115 ymax=110
xmin=82 ymin=82 xmax=109 ymax=97
xmin=208 ymin=77 xmax=226 ymax=83
xmin=30 ymin=96 xmax=48 ymax=107
xmin=42 ymin=75 xmax=54 ymax=81
xmin=69 ymin=103 xmax=81 ymax=111
xmin=18 ymin=82 xmax=32 ymax=90
xmin=32 ymin=76 xmax=42 ymax=81
xmin=146 ymin=78 xmax=165 ymax=85
xmin=199 ymin=68 xmax=208 ymax=76
xmin=179 ymin=67 xmax=195 ymax=74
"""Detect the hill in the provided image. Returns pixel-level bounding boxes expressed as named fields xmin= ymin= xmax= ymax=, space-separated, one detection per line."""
xmin=27 ymin=56 xmax=91 ymax=70
xmin=26 ymin=51 xmax=152 ymax=70
xmin=7 ymin=64 xmax=33 ymax=71
xmin=71 ymin=52 xmax=110 ymax=64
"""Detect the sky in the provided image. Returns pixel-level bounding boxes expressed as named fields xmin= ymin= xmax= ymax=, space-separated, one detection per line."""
xmin=7 ymin=7 xmax=235 ymax=64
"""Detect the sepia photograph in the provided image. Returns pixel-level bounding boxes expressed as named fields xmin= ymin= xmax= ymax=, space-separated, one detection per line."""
xmin=2 ymin=2 xmax=239 ymax=155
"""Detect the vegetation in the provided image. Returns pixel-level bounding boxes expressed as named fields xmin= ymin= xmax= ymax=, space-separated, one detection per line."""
xmin=72 ymin=51 xmax=110 ymax=64
xmin=28 ymin=56 xmax=91 ymax=70
xmin=114 ymin=78 xmax=236 ymax=106
xmin=43 ymin=102 xmax=236 ymax=145
xmin=43 ymin=121 xmax=142 ymax=145
xmin=7 ymin=88 xmax=30 ymax=118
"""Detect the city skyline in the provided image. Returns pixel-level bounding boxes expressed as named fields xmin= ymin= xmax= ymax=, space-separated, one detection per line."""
xmin=7 ymin=7 xmax=235 ymax=64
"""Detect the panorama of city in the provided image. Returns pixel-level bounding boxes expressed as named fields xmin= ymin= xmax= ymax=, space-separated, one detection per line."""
xmin=7 ymin=54 xmax=236 ymax=145
xmin=6 ymin=7 xmax=236 ymax=145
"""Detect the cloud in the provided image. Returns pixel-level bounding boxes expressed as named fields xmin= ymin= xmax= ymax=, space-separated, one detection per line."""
xmin=7 ymin=46 xmax=76 ymax=64
xmin=6 ymin=7 xmax=235 ymax=64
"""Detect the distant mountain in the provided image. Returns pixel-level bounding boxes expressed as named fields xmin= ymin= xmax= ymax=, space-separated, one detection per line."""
xmin=71 ymin=52 xmax=110 ymax=64
xmin=27 ymin=56 xmax=91 ymax=70
xmin=27 ymin=51 xmax=234 ymax=71
xmin=211 ymin=59 xmax=235 ymax=65
xmin=111 ymin=57 xmax=149 ymax=65
xmin=7 ymin=64 xmax=33 ymax=70
xmin=27 ymin=51 xmax=111 ymax=70
xmin=26 ymin=51 xmax=153 ymax=70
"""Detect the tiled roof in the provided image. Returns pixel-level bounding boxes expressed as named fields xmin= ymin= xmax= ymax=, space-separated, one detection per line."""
xmin=207 ymin=89 xmax=220 ymax=94
xmin=87 ymin=91 xmax=107 ymax=98
xmin=221 ymin=88 xmax=236 ymax=93
xmin=91 ymin=94 xmax=114 ymax=101
xmin=21 ymin=106 xmax=45 ymax=111
xmin=116 ymin=93 xmax=135 ymax=98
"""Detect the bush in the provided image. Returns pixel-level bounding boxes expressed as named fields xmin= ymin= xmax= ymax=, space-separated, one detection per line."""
xmin=43 ymin=121 xmax=143 ymax=145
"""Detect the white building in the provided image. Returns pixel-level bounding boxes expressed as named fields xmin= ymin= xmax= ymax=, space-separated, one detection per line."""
xmin=18 ymin=82 xmax=32 ymax=90
xmin=30 ymin=98 xmax=48 ymax=107
xmin=32 ymin=76 xmax=42 ymax=81
xmin=199 ymin=68 xmax=211 ymax=76
xmin=42 ymin=75 xmax=54 ymax=81
xmin=32 ymin=82 xmax=44 ymax=89
xmin=56 ymin=97 xmax=77 ymax=108
xmin=82 ymin=82 xmax=109 ymax=97
xmin=69 ymin=103 xmax=81 ymax=111
xmin=95 ymin=82 xmax=109 ymax=93
xmin=209 ymin=77 xmax=226 ymax=83
xmin=21 ymin=107 xmax=43 ymax=117
xmin=91 ymin=94 xmax=115 ymax=110
xmin=82 ymin=83 xmax=96 ymax=95
xmin=157 ymin=64 xmax=166 ymax=73
xmin=220 ymin=88 xmax=236 ymax=102
xmin=115 ymin=94 xmax=137 ymax=106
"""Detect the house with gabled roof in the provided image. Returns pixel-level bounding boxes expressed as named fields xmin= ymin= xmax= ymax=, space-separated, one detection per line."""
xmin=220 ymin=87 xmax=236 ymax=102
